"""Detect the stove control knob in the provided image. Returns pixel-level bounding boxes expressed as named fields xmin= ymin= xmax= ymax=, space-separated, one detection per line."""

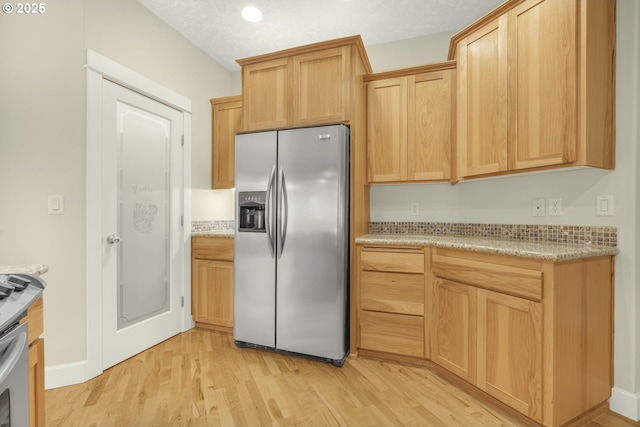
xmin=106 ymin=234 xmax=121 ymax=244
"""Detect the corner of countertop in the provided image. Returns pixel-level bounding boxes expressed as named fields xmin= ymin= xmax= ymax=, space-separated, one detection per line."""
xmin=192 ymin=230 xmax=235 ymax=238
xmin=191 ymin=220 xmax=235 ymax=238
xmin=0 ymin=264 xmax=49 ymax=276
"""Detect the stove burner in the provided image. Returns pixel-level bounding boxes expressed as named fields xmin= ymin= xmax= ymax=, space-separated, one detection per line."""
xmin=0 ymin=275 xmax=31 ymax=300
xmin=0 ymin=273 xmax=44 ymax=332
xmin=3 ymin=275 xmax=30 ymax=291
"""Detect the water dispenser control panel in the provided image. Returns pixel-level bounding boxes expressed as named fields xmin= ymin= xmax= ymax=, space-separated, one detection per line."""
xmin=238 ymin=191 xmax=266 ymax=232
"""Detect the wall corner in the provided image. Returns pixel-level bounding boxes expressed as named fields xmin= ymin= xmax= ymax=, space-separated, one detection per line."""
xmin=610 ymin=387 xmax=640 ymax=422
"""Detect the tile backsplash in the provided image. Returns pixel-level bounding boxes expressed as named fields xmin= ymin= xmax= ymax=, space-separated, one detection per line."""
xmin=193 ymin=220 xmax=617 ymax=247
xmin=368 ymin=222 xmax=617 ymax=247
xmin=191 ymin=220 xmax=234 ymax=233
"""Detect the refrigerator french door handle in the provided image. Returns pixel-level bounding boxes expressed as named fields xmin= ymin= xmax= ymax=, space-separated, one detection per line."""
xmin=277 ymin=165 xmax=288 ymax=259
xmin=265 ymin=165 xmax=276 ymax=258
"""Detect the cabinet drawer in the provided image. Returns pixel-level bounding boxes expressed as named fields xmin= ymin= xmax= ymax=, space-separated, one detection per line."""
xmin=360 ymin=271 xmax=424 ymax=316
xmin=360 ymin=310 xmax=424 ymax=357
xmin=192 ymin=236 xmax=234 ymax=261
xmin=360 ymin=248 xmax=424 ymax=274
xmin=431 ymin=250 xmax=542 ymax=301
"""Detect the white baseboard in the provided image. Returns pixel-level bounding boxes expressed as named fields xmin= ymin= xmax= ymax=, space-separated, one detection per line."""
xmin=45 ymin=360 xmax=101 ymax=390
xmin=610 ymin=387 xmax=640 ymax=422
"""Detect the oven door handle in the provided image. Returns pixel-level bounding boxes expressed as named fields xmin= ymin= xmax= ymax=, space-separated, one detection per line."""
xmin=0 ymin=329 xmax=27 ymax=385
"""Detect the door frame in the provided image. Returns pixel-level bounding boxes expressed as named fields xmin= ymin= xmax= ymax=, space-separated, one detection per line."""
xmin=84 ymin=49 xmax=193 ymax=383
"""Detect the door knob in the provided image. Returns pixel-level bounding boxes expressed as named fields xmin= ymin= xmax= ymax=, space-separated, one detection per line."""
xmin=106 ymin=234 xmax=121 ymax=244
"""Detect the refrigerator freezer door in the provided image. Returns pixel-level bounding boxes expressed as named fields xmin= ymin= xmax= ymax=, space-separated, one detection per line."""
xmin=276 ymin=125 xmax=349 ymax=360
xmin=234 ymin=131 xmax=277 ymax=348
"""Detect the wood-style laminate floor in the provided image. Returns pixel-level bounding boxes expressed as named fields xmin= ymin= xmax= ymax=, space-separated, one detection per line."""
xmin=46 ymin=328 xmax=638 ymax=427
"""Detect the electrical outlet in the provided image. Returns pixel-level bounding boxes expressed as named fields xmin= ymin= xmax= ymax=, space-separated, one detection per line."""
xmin=549 ymin=197 xmax=563 ymax=216
xmin=410 ymin=203 xmax=419 ymax=216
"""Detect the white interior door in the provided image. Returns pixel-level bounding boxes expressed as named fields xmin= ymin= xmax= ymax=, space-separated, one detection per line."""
xmin=101 ymin=79 xmax=184 ymax=369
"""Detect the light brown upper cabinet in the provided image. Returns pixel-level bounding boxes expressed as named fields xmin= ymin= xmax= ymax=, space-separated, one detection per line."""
xmin=451 ymin=0 xmax=615 ymax=181
xmin=237 ymin=36 xmax=372 ymax=132
xmin=365 ymin=62 xmax=455 ymax=183
xmin=292 ymin=46 xmax=352 ymax=126
xmin=239 ymin=59 xmax=289 ymax=131
xmin=455 ymin=15 xmax=508 ymax=178
xmin=210 ymin=96 xmax=242 ymax=189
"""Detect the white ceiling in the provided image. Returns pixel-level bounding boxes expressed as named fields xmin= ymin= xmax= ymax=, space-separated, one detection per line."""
xmin=136 ymin=0 xmax=505 ymax=72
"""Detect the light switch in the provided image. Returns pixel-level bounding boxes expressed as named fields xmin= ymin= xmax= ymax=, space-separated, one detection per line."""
xmin=596 ymin=195 xmax=613 ymax=216
xmin=48 ymin=195 xmax=64 ymax=215
xmin=531 ymin=198 xmax=546 ymax=217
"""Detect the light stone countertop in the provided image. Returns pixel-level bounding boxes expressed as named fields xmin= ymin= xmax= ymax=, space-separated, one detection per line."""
xmin=192 ymin=229 xmax=234 ymax=238
xmin=189 ymin=229 xmax=618 ymax=260
xmin=0 ymin=264 xmax=49 ymax=276
xmin=356 ymin=234 xmax=618 ymax=261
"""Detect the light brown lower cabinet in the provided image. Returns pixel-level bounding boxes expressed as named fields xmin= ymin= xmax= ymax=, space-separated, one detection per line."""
xmin=22 ymin=296 xmax=45 ymax=427
xmin=28 ymin=338 xmax=45 ymax=427
xmin=477 ymin=289 xmax=543 ymax=418
xmin=356 ymin=245 xmax=427 ymax=358
xmin=432 ymin=277 xmax=543 ymax=420
xmin=430 ymin=247 xmax=612 ymax=427
xmin=430 ymin=278 xmax=478 ymax=382
xmin=356 ymin=243 xmax=614 ymax=427
xmin=191 ymin=236 xmax=234 ymax=332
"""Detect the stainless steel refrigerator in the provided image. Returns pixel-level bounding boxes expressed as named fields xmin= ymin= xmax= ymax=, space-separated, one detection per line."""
xmin=234 ymin=124 xmax=349 ymax=366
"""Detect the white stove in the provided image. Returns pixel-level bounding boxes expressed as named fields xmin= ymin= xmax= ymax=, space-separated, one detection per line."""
xmin=0 ymin=273 xmax=46 ymax=333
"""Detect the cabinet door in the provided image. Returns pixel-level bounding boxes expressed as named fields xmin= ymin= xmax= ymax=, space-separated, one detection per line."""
xmin=192 ymin=259 xmax=234 ymax=328
xmin=408 ymin=70 xmax=453 ymax=181
xmin=292 ymin=46 xmax=350 ymax=126
xmin=457 ymin=16 xmax=508 ymax=178
xmin=477 ymin=289 xmax=543 ymax=423
xmin=366 ymin=77 xmax=407 ymax=182
xmin=211 ymin=96 xmax=242 ymax=189
xmin=431 ymin=278 xmax=477 ymax=383
xmin=242 ymin=57 xmax=290 ymax=131
xmin=508 ymin=0 xmax=577 ymax=170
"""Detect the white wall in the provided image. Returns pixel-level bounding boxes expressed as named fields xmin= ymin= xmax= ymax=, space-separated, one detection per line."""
xmin=0 ymin=0 xmax=235 ymax=368
xmin=366 ymin=30 xmax=457 ymax=71
xmin=0 ymin=1 xmax=88 ymax=365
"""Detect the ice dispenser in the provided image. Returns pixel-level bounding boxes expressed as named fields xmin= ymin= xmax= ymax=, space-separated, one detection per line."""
xmin=238 ymin=191 xmax=266 ymax=232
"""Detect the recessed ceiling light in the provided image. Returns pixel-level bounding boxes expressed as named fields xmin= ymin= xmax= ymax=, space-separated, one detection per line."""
xmin=242 ymin=6 xmax=262 ymax=22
